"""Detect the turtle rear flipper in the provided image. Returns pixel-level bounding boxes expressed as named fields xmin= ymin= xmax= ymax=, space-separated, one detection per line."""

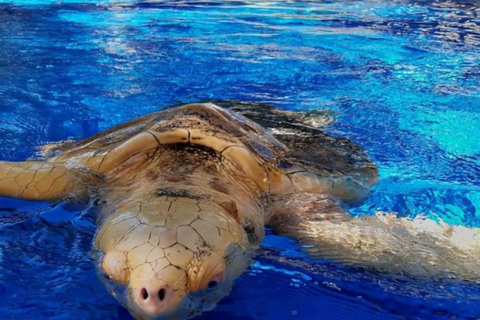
xmin=0 ymin=161 xmax=92 ymax=201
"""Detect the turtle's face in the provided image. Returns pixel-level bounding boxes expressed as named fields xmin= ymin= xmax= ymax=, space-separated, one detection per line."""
xmin=94 ymin=198 xmax=251 ymax=320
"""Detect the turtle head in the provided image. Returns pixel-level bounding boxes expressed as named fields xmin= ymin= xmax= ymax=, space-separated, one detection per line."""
xmin=94 ymin=198 xmax=251 ymax=319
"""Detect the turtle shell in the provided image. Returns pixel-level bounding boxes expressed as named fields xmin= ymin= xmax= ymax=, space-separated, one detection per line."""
xmin=215 ymin=100 xmax=378 ymax=186
xmin=47 ymin=102 xmax=377 ymax=204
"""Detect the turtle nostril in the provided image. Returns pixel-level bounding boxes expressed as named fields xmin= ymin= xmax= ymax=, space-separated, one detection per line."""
xmin=158 ymin=288 xmax=166 ymax=301
xmin=208 ymin=281 xmax=218 ymax=289
xmin=141 ymin=288 xmax=149 ymax=300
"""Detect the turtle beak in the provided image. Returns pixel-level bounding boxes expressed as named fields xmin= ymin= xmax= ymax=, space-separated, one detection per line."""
xmin=129 ymin=279 xmax=177 ymax=319
xmin=126 ymin=264 xmax=189 ymax=320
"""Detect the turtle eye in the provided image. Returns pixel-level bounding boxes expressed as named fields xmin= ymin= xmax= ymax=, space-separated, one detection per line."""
xmin=205 ymin=273 xmax=223 ymax=290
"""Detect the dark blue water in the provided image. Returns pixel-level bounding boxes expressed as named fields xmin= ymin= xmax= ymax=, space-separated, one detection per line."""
xmin=0 ymin=0 xmax=479 ymax=319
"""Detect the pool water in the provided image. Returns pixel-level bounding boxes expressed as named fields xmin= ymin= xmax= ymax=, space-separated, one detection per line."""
xmin=0 ymin=0 xmax=479 ymax=319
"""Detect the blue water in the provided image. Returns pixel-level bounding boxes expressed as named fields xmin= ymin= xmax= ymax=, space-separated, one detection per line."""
xmin=0 ymin=0 xmax=479 ymax=319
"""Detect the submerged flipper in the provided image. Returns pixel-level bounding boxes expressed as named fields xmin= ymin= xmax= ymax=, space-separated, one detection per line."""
xmin=0 ymin=161 xmax=91 ymax=201
xmin=268 ymin=194 xmax=480 ymax=281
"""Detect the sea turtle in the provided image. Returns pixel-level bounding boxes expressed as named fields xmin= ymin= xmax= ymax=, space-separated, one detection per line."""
xmin=1 ymin=101 xmax=479 ymax=319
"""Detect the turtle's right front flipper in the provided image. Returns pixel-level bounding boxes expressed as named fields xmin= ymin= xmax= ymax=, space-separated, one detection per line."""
xmin=0 ymin=161 xmax=93 ymax=201
xmin=267 ymin=194 xmax=480 ymax=281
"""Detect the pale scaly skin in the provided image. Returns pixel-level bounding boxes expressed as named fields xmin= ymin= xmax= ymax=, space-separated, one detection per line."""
xmin=96 ymin=197 xmax=250 ymax=319
xmin=0 ymin=161 xmax=92 ymax=200
xmin=1 ymin=102 xmax=480 ymax=319
xmin=267 ymin=193 xmax=480 ymax=282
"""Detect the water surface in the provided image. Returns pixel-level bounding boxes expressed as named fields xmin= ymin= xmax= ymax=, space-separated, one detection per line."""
xmin=0 ymin=0 xmax=479 ymax=319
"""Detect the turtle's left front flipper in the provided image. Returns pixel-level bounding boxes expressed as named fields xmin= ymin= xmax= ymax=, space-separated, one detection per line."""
xmin=0 ymin=161 xmax=93 ymax=201
xmin=267 ymin=194 xmax=480 ymax=281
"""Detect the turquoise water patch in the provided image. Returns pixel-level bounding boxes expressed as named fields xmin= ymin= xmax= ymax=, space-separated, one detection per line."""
xmin=401 ymin=108 xmax=480 ymax=155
